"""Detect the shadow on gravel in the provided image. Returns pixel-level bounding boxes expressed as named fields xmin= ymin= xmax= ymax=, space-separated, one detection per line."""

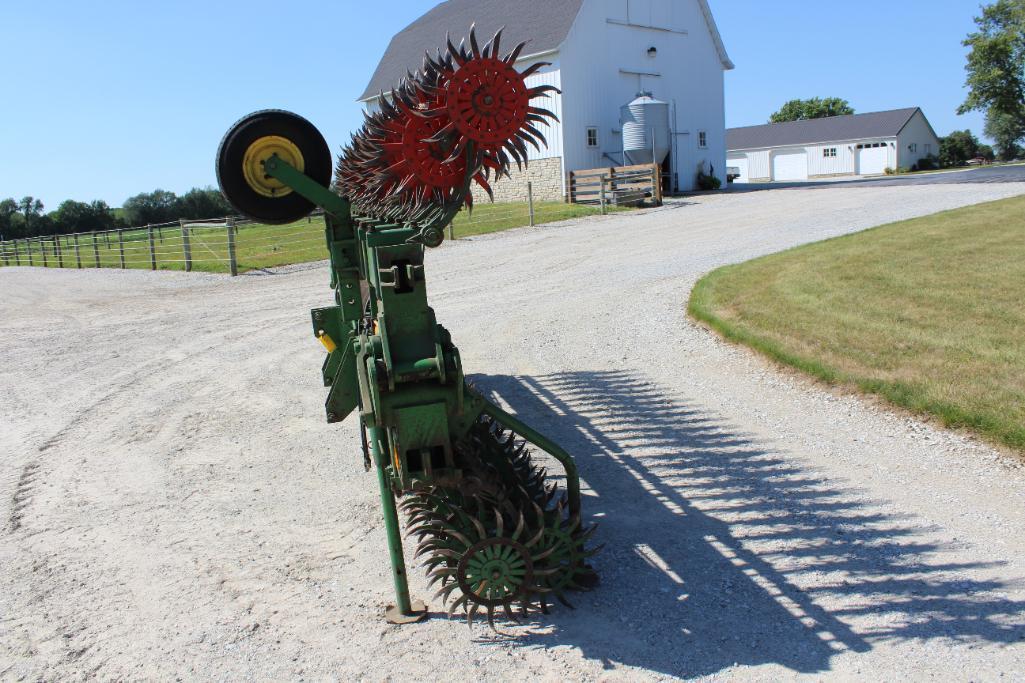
xmin=472 ymin=370 xmax=1025 ymax=678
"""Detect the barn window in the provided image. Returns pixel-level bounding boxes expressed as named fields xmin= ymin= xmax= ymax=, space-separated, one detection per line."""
xmin=698 ymin=131 xmax=707 ymax=148
xmin=823 ymin=147 xmax=837 ymax=158
xmin=586 ymin=127 xmax=599 ymax=148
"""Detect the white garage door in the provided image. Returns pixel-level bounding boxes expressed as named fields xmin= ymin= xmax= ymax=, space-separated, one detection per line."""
xmin=728 ymin=157 xmax=749 ymax=183
xmin=772 ymin=149 xmax=808 ymax=181
xmin=857 ymin=143 xmax=889 ymax=175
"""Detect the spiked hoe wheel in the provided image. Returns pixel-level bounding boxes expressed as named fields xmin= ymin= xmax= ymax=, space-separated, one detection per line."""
xmin=402 ymin=416 xmax=599 ymax=626
xmin=216 ymin=26 xmax=598 ymax=633
xmin=336 ymin=25 xmax=559 ymax=232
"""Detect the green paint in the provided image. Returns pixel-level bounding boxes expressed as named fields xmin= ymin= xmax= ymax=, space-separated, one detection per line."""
xmin=263 ymin=156 xmax=585 ymax=619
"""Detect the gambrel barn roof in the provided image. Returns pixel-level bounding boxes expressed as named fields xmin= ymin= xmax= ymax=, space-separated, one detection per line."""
xmin=727 ymin=108 xmax=926 ymax=151
xmin=359 ymin=0 xmax=585 ymax=101
xmin=360 ymin=0 xmax=733 ymax=101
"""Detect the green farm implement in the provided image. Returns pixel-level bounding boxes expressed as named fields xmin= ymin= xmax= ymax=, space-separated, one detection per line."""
xmin=215 ymin=28 xmax=597 ymax=628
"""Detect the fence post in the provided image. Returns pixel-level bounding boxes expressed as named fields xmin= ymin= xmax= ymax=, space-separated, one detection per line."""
xmin=25 ymin=240 xmax=33 ymax=266
xmin=56 ymin=236 xmax=64 ymax=268
xmin=599 ymin=175 xmax=607 ymax=215
xmin=92 ymin=232 xmax=100 ymax=268
xmin=565 ymin=170 xmax=573 ymax=203
xmin=1 ymin=242 xmax=8 ymax=267
xmin=13 ymin=240 xmax=21 ymax=266
xmin=527 ymin=182 xmax=535 ymax=227
xmin=118 ymin=229 xmax=125 ymax=268
xmin=74 ymin=233 xmax=82 ymax=268
xmin=447 ymin=222 xmax=454 ymax=241
xmin=148 ymin=225 xmax=156 ymax=270
xmin=652 ymin=163 xmax=663 ymax=205
xmin=40 ymin=239 xmax=48 ymax=267
xmin=180 ymin=219 xmax=192 ymax=272
xmin=226 ymin=218 xmax=238 ymax=276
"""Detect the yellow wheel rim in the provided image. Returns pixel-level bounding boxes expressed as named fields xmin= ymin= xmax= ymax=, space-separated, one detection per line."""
xmin=242 ymin=135 xmax=305 ymax=198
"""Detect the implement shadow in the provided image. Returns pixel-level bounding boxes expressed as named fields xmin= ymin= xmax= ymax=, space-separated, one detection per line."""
xmin=471 ymin=370 xmax=1024 ymax=678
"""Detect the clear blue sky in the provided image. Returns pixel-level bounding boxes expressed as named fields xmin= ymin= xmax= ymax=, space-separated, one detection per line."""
xmin=0 ymin=0 xmax=987 ymax=209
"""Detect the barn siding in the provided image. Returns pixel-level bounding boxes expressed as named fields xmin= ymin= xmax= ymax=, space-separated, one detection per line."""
xmin=558 ymin=0 xmax=728 ymax=191
xmin=518 ymin=61 xmax=564 ymax=162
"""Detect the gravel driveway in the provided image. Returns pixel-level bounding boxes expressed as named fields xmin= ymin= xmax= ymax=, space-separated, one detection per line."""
xmin=3 ymin=180 xmax=1025 ymax=680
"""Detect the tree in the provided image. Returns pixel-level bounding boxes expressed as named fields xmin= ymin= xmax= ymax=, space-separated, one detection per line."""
xmin=122 ymin=189 xmax=178 ymax=226
xmin=770 ymin=97 xmax=855 ymax=123
xmin=984 ymin=108 xmax=1024 ymax=159
xmin=174 ymin=187 xmax=232 ymax=220
xmin=52 ymin=199 xmax=117 ymax=235
xmin=0 ymin=198 xmax=20 ymax=239
xmin=18 ymin=196 xmax=43 ymax=235
xmin=939 ymin=130 xmax=981 ymax=166
xmin=978 ymin=143 xmax=997 ymax=161
xmin=959 ymin=1 xmax=1025 ymax=151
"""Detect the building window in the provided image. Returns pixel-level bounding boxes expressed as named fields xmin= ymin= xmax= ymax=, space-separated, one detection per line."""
xmin=586 ymin=127 xmax=599 ymax=148
xmin=909 ymin=143 xmax=917 ymax=153
xmin=823 ymin=147 xmax=837 ymax=158
xmin=925 ymin=143 xmax=932 ymax=154
xmin=698 ymin=131 xmax=707 ymax=148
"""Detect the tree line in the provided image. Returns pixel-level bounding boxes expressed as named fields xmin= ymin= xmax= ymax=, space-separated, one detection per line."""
xmin=0 ymin=187 xmax=233 ymax=241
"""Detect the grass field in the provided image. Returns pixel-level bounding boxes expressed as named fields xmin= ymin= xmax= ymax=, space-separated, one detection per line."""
xmin=1 ymin=201 xmax=614 ymax=274
xmin=689 ymin=195 xmax=1025 ymax=452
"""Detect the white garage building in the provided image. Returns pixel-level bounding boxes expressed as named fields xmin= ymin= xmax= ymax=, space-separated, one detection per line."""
xmin=727 ymin=108 xmax=941 ymax=183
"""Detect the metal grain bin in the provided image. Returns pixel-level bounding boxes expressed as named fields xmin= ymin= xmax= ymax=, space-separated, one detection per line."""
xmin=621 ymin=93 xmax=670 ymax=166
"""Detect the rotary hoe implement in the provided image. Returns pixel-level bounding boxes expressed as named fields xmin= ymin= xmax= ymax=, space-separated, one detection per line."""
xmin=215 ymin=28 xmax=598 ymax=629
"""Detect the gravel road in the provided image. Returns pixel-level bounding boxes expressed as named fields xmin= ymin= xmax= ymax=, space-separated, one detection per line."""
xmin=3 ymin=181 xmax=1025 ymax=681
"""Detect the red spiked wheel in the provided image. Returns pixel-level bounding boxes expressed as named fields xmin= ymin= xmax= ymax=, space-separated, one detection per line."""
xmin=445 ymin=57 xmax=531 ymax=149
xmin=400 ymin=115 xmax=467 ymax=192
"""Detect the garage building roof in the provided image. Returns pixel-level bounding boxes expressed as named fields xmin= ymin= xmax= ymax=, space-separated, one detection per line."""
xmin=727 ymin=108 xmax=921 ymax=151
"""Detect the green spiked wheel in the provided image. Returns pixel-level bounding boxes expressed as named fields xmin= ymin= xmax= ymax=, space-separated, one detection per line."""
xmin=216 ymin=109 xmax=332 ymax=225
xmin=457 ymin=538 xmax=535 ymax=610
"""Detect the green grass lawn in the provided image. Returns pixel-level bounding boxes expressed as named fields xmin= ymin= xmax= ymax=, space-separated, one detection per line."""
xmin=689 ymin=195 xmax=1025 ymax=452
xmin=2 ymin=201 xmax=621 ymax=274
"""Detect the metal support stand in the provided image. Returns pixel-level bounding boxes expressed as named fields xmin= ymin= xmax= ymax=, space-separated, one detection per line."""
xmin=480 ymin=398 xmax=582 ymax=518
xmin=369 ymin=424 xmax=428 ymax=625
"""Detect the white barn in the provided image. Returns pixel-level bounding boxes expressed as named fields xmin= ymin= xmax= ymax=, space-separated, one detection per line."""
xmin=727 ymin=108 xmax=941 ymax=183
xmin=359 ymin=0 xmax=734 ymax=198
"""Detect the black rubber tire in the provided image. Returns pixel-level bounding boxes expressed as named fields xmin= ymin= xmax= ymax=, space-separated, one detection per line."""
xmin=215 ymin=109 xmax=332 ymax=225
